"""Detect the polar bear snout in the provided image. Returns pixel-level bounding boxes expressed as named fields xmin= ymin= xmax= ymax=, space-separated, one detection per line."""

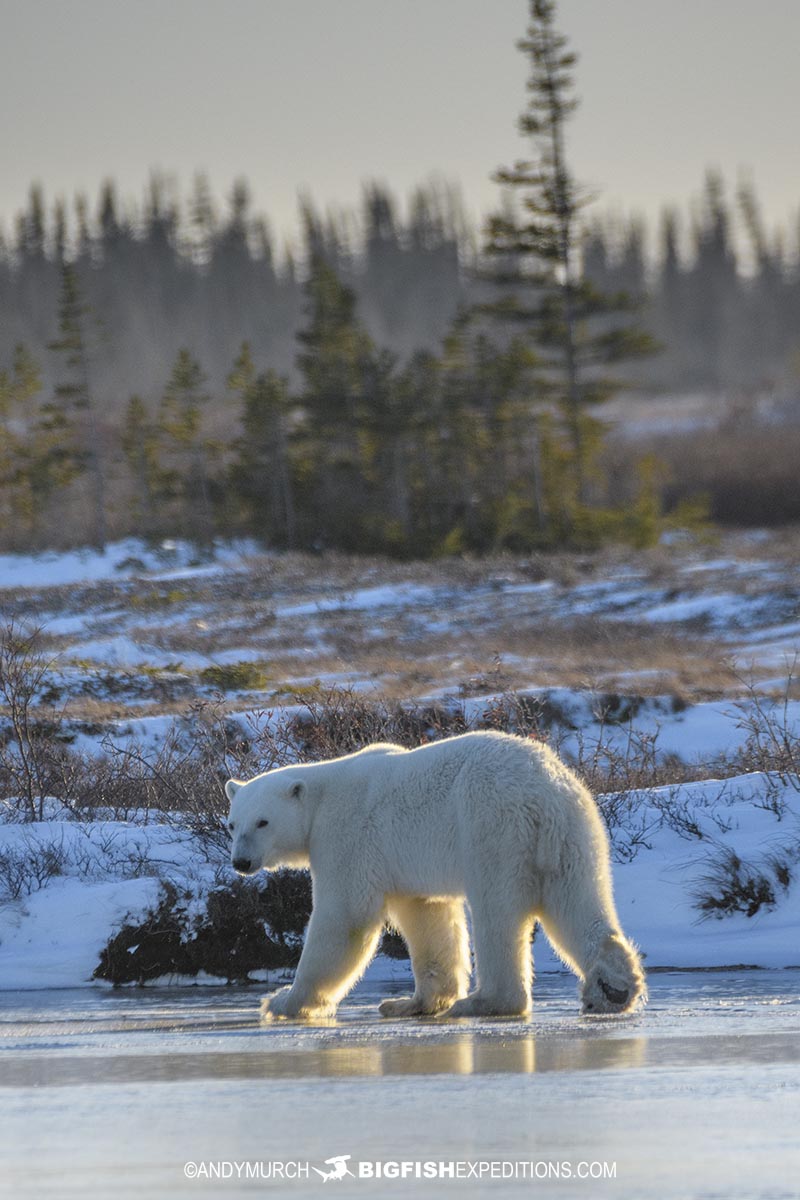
xmin=230 ymin=831 xmax=264 ymax=874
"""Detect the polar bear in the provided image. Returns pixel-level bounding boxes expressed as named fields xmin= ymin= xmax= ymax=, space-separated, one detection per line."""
xmin=225 ymin=731 xmax=645 ymax=1021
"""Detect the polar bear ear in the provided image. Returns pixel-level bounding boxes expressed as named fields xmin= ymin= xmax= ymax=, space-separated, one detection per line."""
xmin=225 ymin=779 xmax=243 ymax=802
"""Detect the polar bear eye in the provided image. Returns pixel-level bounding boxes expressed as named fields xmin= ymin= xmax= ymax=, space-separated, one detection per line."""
xmin=257 ymin=819 xmax=269 ymax=829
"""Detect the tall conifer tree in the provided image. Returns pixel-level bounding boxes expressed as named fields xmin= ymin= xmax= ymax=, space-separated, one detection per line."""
xmin=46 ymin=263 xmax=106 ymax=547
xmin=0 ymin=345 xmax=42 ymax=539
xmin=157 ymin=349 xmax=214 ymax=549
xmin=485 ymin=0 xmax=655 ymax=529
xmin=229 ymin=342 xmax=296 ymax=548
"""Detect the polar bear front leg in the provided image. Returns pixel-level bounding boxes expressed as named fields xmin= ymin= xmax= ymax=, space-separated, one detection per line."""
xmin=379 ymin=897 xmax=471 ymax=1018
xmin=261 ymin=907 xmax=383 ymax=1022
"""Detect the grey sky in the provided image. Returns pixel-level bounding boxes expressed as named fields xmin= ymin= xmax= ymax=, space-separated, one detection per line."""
xmin=1 ymin=0 xmax=798 ymax=254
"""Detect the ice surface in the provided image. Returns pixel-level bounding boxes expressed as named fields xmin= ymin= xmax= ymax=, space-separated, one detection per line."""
xmin=0 ymin=972 xmax=798 ymax=1199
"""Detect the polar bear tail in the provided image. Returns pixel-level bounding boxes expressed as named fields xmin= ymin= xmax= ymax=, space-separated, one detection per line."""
xmin=580 ymin=931 xmax=647 ymax=1015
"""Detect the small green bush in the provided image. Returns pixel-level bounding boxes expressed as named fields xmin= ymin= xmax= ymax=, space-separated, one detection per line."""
xmin=94 ymin=883 xmax=193 ymax=984
xmin=93 ymin=877 xmax=306 ymax=986
xmin=199 ymin=661 xmax=270 ymax=692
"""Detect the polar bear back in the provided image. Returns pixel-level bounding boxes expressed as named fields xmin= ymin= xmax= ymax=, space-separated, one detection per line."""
xmin=307 ymin=730 xmax=606 ymax=903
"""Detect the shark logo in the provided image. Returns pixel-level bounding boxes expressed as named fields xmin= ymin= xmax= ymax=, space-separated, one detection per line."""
xmin=313 ymin=1154 xmax=354 ymax=1182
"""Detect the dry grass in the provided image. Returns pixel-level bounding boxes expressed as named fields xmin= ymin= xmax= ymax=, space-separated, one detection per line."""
xmin=3 ymin=528 xmax=798 ymax=726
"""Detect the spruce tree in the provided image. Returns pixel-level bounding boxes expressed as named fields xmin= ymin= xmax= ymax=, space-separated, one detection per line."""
xmin=295 ymin=257 xmax=375 ymax=546
xmin=121 ymin=394 xmax=161 ymax=533
xmin=0 ymin=344 xmax=42 ymax=540
xmin=357 ymin=345 xmax=416 ymax=551
xmin=654 ymin=209 xmax=685 ymax=384
xmin=737 ymin=178 xmax=786 ymax=382
xmin=46 ymin=263 xmax=106 ymax=547
xmin=157 ymin=349 xmax=214 ymax=550
xmin=229 ymin=343 xmax=296 ymax=548
xmin=484 ymin=0 xmax=655 ymax=535
xmin=296 ymin=257 xmax=372 ymax=439
xmin=686 ymin=172 xmax=739 ymax=387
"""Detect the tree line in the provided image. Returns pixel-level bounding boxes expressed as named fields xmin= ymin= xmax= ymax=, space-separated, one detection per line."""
xmin=2 ymin=0 xmax=796 ymax=556
xmin=2 ymin=167 xmax=798 ymax=406
xmin=0 ymin=176 xmax=467 ymax=405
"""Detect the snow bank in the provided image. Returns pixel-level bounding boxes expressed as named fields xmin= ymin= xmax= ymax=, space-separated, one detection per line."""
xmin=0 ymin=877 xmax=162 ymax=990
xmin=1 ymin=772 xmax=798 ymax=990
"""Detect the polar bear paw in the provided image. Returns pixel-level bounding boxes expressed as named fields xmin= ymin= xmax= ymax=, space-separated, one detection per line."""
xmin=260 ymin=986 xmax=335 ymax=1022
xmin=378 ymin=995 xmax=424 ymax=1018
xmin=445 ymin=992 xmax=530 ymax=1019
xmin=580 ymin=933 xmax=646 ymax=1015
xmin=378 ymin=993 xmax=455 ymax=1018
xmin=260 ymin=986 xmax=300 ymax=1020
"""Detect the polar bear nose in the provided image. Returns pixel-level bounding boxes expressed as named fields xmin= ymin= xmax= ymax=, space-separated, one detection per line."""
xmin=233 ymin=856 xmax=253 ymax=874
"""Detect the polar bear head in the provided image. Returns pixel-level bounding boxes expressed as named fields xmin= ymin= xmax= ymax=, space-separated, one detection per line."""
xmin=225 ymin=769 xmax=311 ymax=874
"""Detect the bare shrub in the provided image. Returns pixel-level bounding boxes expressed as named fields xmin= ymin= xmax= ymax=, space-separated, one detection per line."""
xmin=97 ymin=714 xmax=238 ymax=852
xmin=732 ymin=667 xmax=800 ymax=811
xmin=0 ymin=622 xmax=75 ymax=820
xmin=763 ymin=850 xmax=795 ymax=893
xmin=0 ymin=834 xmax=68 ymax=900
xmin=276 ymin=686 xmax=470 ymax=761
xmin=693 ymin=847 xmax=778 ymax=919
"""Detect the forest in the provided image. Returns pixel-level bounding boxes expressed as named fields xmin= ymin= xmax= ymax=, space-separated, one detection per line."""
xmin=2 ymin=0 xmax=799 ymax=556
xmin=2 ymin=171 xmax=798 ymax=399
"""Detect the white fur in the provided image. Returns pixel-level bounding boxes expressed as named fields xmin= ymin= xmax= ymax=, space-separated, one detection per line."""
xmin=225 ymin=731 xmax=645 ymax=1021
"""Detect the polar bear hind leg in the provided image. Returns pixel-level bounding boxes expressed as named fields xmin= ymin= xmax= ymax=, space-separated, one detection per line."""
xmin=538 ymin=878 xmax=646 ymax=1015
xmin=379 ymin=896 xmax=470 ymax=1018
xmin=446 ymin=886 xmax=533 ymax=1018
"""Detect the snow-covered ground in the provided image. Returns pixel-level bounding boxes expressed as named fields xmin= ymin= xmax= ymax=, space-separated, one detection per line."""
xmin=1 ymin=770 xmax=797 ymax=990
xmin=2 ymin=533 xmax=798 ymax=697
xmin=0 ymin=538 xmax=257 ymax=591
xmin=1 ymin=534 xmax=799 ymax=989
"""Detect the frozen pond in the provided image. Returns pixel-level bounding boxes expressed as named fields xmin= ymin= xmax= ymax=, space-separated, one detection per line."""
xmin=1 ymin=970 xmax=799 ymax=1198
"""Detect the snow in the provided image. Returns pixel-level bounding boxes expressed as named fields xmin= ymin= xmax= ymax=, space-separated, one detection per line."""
xmin=635 ymin=592 xmax=748 ymax=625
xmin=63 ymin=634 xmax=172 ymax=668
xmin=606 ymin=776 xmax=800 ymax=971
xmin=1 ymin=534 xmax=798 ymax=993
xmin=1 ymin=772 xmax=797 ymax=991
xmin=277 ymin=583 xmax=443 ymax=618
xmin=3 ymin=536 xmax=797 ymax=702
xmin=0 ymin=877 xmax=162 ymax=989
xmin=0 ymin=538 xmax=256 ymax=591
